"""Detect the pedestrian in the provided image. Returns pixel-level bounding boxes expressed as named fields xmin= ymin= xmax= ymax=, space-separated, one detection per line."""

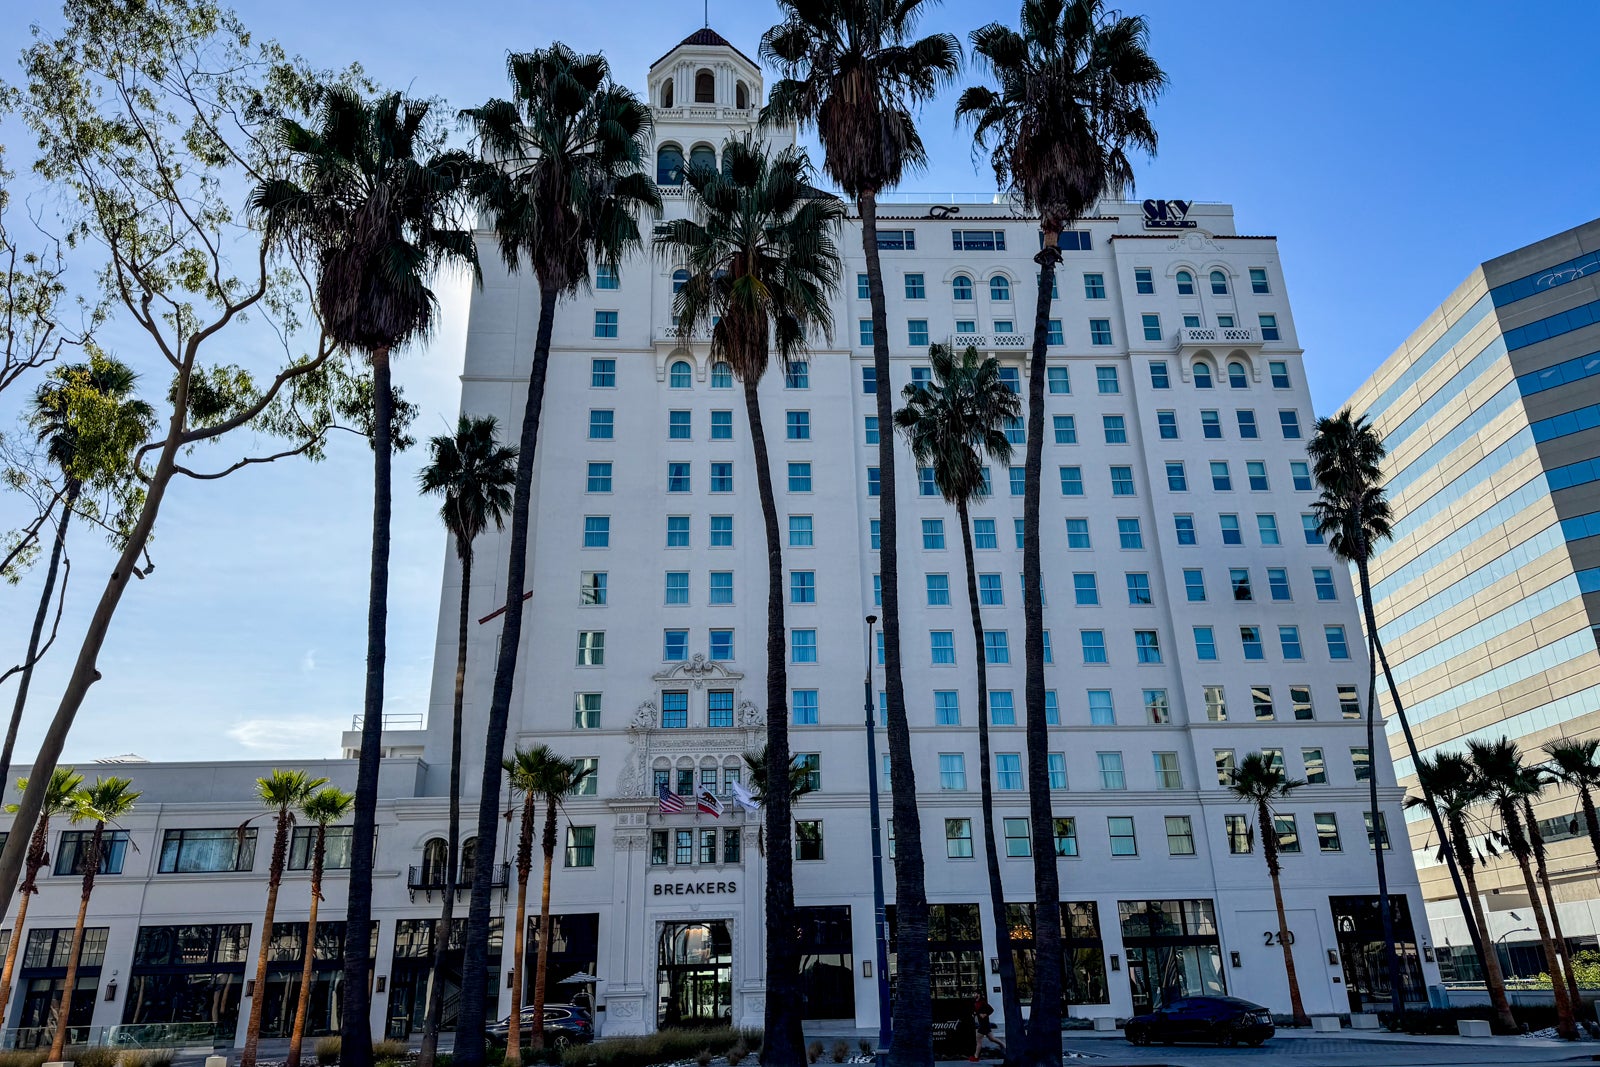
xmin=970 ymin=994 xmax=1004 ymax=1061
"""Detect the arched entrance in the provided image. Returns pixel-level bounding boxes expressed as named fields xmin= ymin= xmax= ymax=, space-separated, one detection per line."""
xmin=657 ymin=921 xmax=731 ymax=1029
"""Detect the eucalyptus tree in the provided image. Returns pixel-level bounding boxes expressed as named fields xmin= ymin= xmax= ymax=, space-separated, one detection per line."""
xmin=0 ymin=768 xmax=82 ymax=1029
xmin=957 ymin=3 xmax=1163 ymax=1053
xmin=286 ymin=787 xmax=356 ymax=1067
xmin=1226 ymin=754 xmax=1308 ymax=1028
xmin=894 ymin=343 xmax=1023 ymax=1046
xmin=1545 ymin=739 xmax=1600 ymax=868
xmin=455 ymin=50 xmax=657 ymax=1062
xmin=655 ymin=134 xmax=842 ymax=1065
xmin=255 ymin=86 xmax=479 ymax=1067
xmin=760 ymin=14 xmax=959 ymax=1056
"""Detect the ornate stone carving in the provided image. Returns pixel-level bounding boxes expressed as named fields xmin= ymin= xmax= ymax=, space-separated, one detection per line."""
xmin=737 ymin=700 xmax=764 ymax=728
xmin=652 ymin=654 xmax=744 ymax=691
xmin=1166 ymin=231 xmax=1223 ymax=254
xmin=610 ymin=998 xmax=640 ymax=1020
xmin=630 ymin=701 xmax=657 ymax=731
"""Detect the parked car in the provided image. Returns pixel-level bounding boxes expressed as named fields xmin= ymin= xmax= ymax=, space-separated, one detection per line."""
xmin=485 ymin=1004 xmax=594 ymax=1049
xmin=1124 ymin=996 xmax=1274 ymax=1047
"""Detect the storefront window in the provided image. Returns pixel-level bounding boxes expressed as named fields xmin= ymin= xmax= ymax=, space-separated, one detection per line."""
xmin=1117 ymin=900 xmax=1225 ymax=1014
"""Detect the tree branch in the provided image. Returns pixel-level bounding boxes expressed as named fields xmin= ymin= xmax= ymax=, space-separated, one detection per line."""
xmin=171 ymin=437 xmax=319 ymax=480
xmin=0 ymin=556 xmax=69 ymax=688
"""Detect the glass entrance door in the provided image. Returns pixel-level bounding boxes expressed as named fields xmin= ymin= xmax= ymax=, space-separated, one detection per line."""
xmin=657 ymin=922 xmax=732 ymax=1029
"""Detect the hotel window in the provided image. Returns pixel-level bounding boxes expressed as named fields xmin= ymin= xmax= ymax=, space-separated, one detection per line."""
xmin=570 ymin=758 xmax=599 ymax=797
xmin=1249 ymin=268 xmax=1270 ymax=294
xmin=1065 ymin=518 xmax=1091 ymax=548
xmin=934 ymin=691 xmax=960 ymax=726
xmin=788 ymin=515 xmax=813 ymax=547
xmin=663 ymin=630 xmax=689 ymax=662
xmin=1291 ymin=686 xmax=1315 ymax=722
xmin=855 ymin=273 xmax=870 ymax=299
xmin=952 ymin=274 xmax=973 ymax=300
xmin=1089 ymin=319 xmax=1113 ymax=346
xmin=588 ymin=409 xmax=614 ymax=440
xmin=1237 ymin=410 xmax=1259 ymax=439
xmin=698 ymin=828 xmax=717 ymax=864
xmin=1316 ymin=814 xmax=1342 ymax=852
xmin=1144 ymin=689 xmax=1171 ymax=725
xmin=1228 ymin=362 xmax=1248 ymax=390
xmin=946 ymin=819 xmax=974 ymax=858
xmin=1203 ymin=685 xmax=1227 ymax=722
xmin=1302 ymin=748 xmax=1326 ymax=784
xmin=1111 ymin=466 xmax=1135 ymax=496
xmin=1117 ymin=518 xmax=1143 ymax=549
xmin=1267 ymin=567 xmax=1290 ymax=600
xmin=1225 ymin=815 xmax=1252 ymax=854
xmin=1193 ymin=627 xmax=1217 ymax=660
xmin=1240 ymin=626 xmax=1264 ymax=661
xmin=791 ymin=629 xmax=818 ymax=663
xmin=908 ymin=320 xmax=930 ymax=346
xmin=1008 ymin=466 xmax=1025 ymax=496
xmin=956 ymin=319 xmax=976 ymax=334
xmin=973 ymin=519 xmax=997 ymax=548
xmin=1103 ymin=415 xmax=1127 ymax=444
xmin=789 ymin=570 xmax=814 ymax=605
xmin=1247 ymin=460 xmax=1269 ymax=491
xmin=1047 ymin=753 xmax=1068 ymax=790
xmin=1353 ymin=747 xmax=1372 ymax=782
xmin=867 ymin=467 xmax=880 ymax=496
xmin=1182 ymin=314 xmax=1201 ymax=329
xmin=1135 ymin=267 xmax=1154 ymax=294
xmin=666 ymin=516 xmax=690 ymax=548
xmin=707 ymin=461 xmax=732 ymax=493
xmin=795 ymin=822 xmax=824 ymax=860
xmin=1126 ymin=572 xmax=1152 ymax=606
xmin=582 ymin=516 xmax=610 ymax=548
xmin=1046 ymin=690 xmax=1060 ymax=724
xmin=871 ymin=519 xmax=881 ymax=550
xmin=1291 ymin=461 xmax=1312 ymax=490
xmin=1166 ymin=816 xmax=1196 ymax=856
xmin=671 ymin=829 xmax=694 ymax=865
xmin=784 ymin=410 xmax=811 ymax=441
xmin=1047 ymin=320 xmax=1064 ymax=345
xmin=577 ymin=630 xmax=605 ymax=666
xmin=953 ymin=229 xmax=1006 ymax=251
xmin=922 ymin=518 xmax=946 ymax=549
xmin=1098 ymin=753 xmax=1126 ymax=790
xmin=904 ymin=273 xmax=925 ymax=299
xmin=593 ymin=310 xmax=618 ymax=338
xmin=1081 ymin=630 xmax=1107 ymax=664
xmin=792 ymin=689 xmax=818 ymax=726
xmin=650 ymin=831 xmax=668 ymax=866
xmin=709 ymin=629 xmax=734 ymax=661
xmin=1208 ymin=270 xmax=1229 ymax=295
xmin=1220 ymin=514 xmax=1242 ymax=544
xmin=1325 ymin=625 xmax=1351 ymax=660
xmin=1230 ymin=568 xmax=1252 ymax=601
xmin=1279 ymin=409 xmax=1302 ymax=439
xmin=878 ymin=227 xmax=915 ymax=250
xmin=1054 ymin=818 xmax=1079 ymax=857
xmin=926 ymin=573 xmax=951 ymax=606
xmin=939 ymin=754 xmax=967 ymax=791
xmin=667 ymin=411 xmax=692 ymax=441
xmin=1258 ymin=514 xmax=1280 ymax=545
xmin=788 ymin=462 xmax=812 ymax=493
xmin=918 ymin=467 xmax=937 ymax=496
xmin=57 ymin=829 xmax=130 ymax=875
xmin=1176 ymin=270 xmax=1195 ymax=296
xmin=1108 ymin=816 xmax=1137 ymax=856
xmin=667 ymin=360 xmax=691 ymax=388
xmin=1275 ymin=815 xmax=1301 ymax=854
xmin=1003 ymin=416 xmax=1026 ymax=446
xmin=590 ymin=358 xmax=616 ymax=387
xmin=1259 ymin=313 xmax=1281 ymax=341
xmin=864 ymin=416 xmax=879 ymax=444
xmin=995 ymin=754 xmax=1023 ymax=791
xmin=1165 ymin=461 xmax=1188 ymax=492
xmin=1043 ymin=368 xmax=1072 ymax=399
xmin=585 ymin=462 xmax=612 ymax=493
xmin=1270 ymin=360 xmax=1290 ymax=388
xmin=1004 ymin=818 xmax=1031 ymax=858
xmin=990 ymin=275 xmax=1011 ymax=301
xmin=710 ymin=570 xmax=735 ymax=605
xmin=1134 ymin=630 xmax=1161 ymax=664
xmin=1194 ymin=362 xmax=1214 ymax=389
xmin=1339 ymin=684 xmax=1361 ymax=720
xmin=1059 ymin=465 xmax=1084 ymax=496
xmin=1073 ymin=572 xmax=1099 ymax=606
xmin=978 ymin=573 xmax=1004 ymax=606
xmin=158 ymin=829 xmax=257 ymax=873
xmin=574 ymin=693 xmax=601 ymax=730
xmin=666 ymin=462 xmax=691 ymax=493
xmin=1183 ymin=569 xmax=1205 ymax=602
xmin=710 ymin=515 xmax=734 ymax=547
xmin=664 ymin=571 xmax=689 ymax=605
xmin=1096 ymin=366 xmax=1120 ymax=394
xmin=1088 ymin=689 xmax=1115 ymax=725
xmin=1155 ymin=411 xmax=1178 ymax=440
xmin=931 ymin=631 xmax=956 ymax=665
xmin=1262 ymin=749 xmax=1285 ymax=775
xmin=1210 ymin=461 xmax=1231 ymax=491
xmin=858 ymin=321 xmax=876 ymax=349
xmin=1201 ymin=410 xmax=1222 ymax=438
xmin=1141 ymin=314 xmax=1162 ymax=342
xmin=983 ymin=630 xmax=1010 ymax=664
xmin=1209 ymin=750 xmax=1233 ymax=789
xmin=785 ymin=361 xmax=809 ymax=389
xmin=1252 ymin=687 xmax=1275 ymax=721
xmin=709 ymin=410 xmax=732 ymax=440
xmin=1302 ymin=514 xmax=1324 ymax=544
xmin=1174 ymin=515 xmax=1196 ymax=544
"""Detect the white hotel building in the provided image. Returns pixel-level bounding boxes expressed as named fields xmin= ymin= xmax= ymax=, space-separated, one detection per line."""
xmin=1 ymin=29 xmax=1435 ymax=1048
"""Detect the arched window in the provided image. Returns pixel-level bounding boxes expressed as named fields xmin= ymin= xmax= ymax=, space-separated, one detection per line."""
xmin=952 ymin=275 xmax=974 ymax=301
xmin=694 ymin=69 xmax=714 ymax=103
xmin=1228 ymin=361 xmax=1248 ymax=389
xmin=689 ymin=145 xmax=717 ymax=173
xmin=656 ymin=145 xmax=684 ymax=186
xmin=1210 ymin=270 xmax=1229 ymax=295
xmin=670 ymin=360 xmax=693 ymax=388
xmin=989 ymin=276 xmax=1011 ymax=301
xmin=1176 ymin=270 xmax=1195 ymax=296
xmin=421 ymin=839 xmax=449 ymax=886
xmin=672 ymin=268 xmax=689 ymax=294
xmin=711 ymin=362 xmax=733 ymax=388
xmin=1193 ymin=361 xmax=1214 ymax=389
xmin=459 ymin=837 xmax=478 ymax=884
xmin=735 ymin=82 xmax=749 ymax=109
xmin=661 ymin=81 xmax=674 ymax=109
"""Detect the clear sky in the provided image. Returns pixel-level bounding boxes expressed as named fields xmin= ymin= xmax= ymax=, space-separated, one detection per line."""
xmin=1 ymin=0 xmax=1597 ymax=764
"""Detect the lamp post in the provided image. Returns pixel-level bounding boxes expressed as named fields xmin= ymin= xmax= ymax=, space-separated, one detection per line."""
xmin=863 ymin=614 xmax=892 ymax=1066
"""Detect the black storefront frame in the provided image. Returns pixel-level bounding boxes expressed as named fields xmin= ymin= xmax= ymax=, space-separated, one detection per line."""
xmin=259 ymin=921 xmax=378 ymax=1039
xmin=386 ymin=916 xmax=503 ymax=1038
xmin=1117 ymin=899 xmax=1226 ymax=1015
xmin=1004 ymin=901 xmax=1109 ymax=1009
xmin=886 ymin=903 xmax=984 ymax=1051
xmin=1329 ymin=894 xmax=1424 ymax=1011
xmin=121 ymin=923 xmax=251 ymax=1046
xmin=14 ymin=927 xmax=108 ymax=1048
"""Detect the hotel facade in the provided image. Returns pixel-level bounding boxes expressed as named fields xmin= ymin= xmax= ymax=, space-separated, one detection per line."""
xmin=1343 ymin=217 xmax=1600 ymax=979
xmin=0 ymin=30 xmax=1435 ymax=1048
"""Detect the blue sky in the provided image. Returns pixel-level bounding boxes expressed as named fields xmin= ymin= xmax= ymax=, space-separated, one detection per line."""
xmin=1 ymin=0 xmax=1597 ymax=763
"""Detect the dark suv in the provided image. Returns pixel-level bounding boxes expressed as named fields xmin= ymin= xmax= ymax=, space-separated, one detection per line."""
xmin=485 ymin=1005 xmax=594 ymax=1049
xmin=1124 ymin=996 xmax=1274 ymax=1048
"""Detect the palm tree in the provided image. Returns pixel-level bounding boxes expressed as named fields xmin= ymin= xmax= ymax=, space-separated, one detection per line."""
xmin=287 ymin=787 xmax=356 ymax=1067
xmin=1520 ymin=771 xmax=1582 ymax=1010
xmin=743 ymin=744 xmax=818 ymax=856
xmin=502 ymin=746 xmax=593 ymax=1059
xmin=415 ymin=416 xmax=516 ymax=1067
xmin=0 ymin=768 xmax=82 ymax=1029
xmin=1308 ymin=407 xmax=1489 ymax=1005
xmin=894 ymin=343 xmax=1023 ymax=1044
xmin=958 ymin=5 xmax=1164 ymax=1055
xmin=47 ymin=776 xmax=139 ymax=1061
xmin=255 ymin=87 xmax=479 ymax=1067
xmin=454 ymin=51 xmax=656 ymax=1063
xmin=761 ymin=13 xmax=959 ymax=1061
xmin=1469 ymin=738 xmax=1578 ymax=1039
xmin=2 ymin=355 xmax=154 ymax=789
xmin=655 ymin=134 xmax=842 ymax=1064
xmin=1409 ymin=754 xmax=1515 ymax=1030
xmin=1545 ymin=739 xmax=1600 ymax=868
xmin=242 ymin=770 xmax=330 ymax=1067
xmin=1226 ymin=753 xmax=1309 ymax=1028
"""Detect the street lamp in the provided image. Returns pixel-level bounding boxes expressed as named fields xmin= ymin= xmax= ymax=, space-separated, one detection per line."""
xmin=863 ymin=615 xmax=892 ymax=1066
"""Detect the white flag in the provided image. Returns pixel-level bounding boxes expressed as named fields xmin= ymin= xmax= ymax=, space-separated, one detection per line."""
xmin=731 ymin=780 xmax=759 ymax=812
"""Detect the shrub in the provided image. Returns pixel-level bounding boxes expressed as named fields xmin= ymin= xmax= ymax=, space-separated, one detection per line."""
xmin=120 ymin=1051 xmax=176 ymax=1067
xmin=1377 ymin=1005 xmax=1510 ymax=1035
xmin=372 ymin=1039 xmax=411 ymax=1061
xmin=562 ymin=1028 xmax=748 ymax=1067
xmin=806 ymin=1041 xmax=822 ymax=1064
xmin=64 ymin=1048 xmax=119 ymax=1067
xmin=316 ymin=1037 xmax=342 ymax=1066
xmin=695 ymin=1050 xmax=712 ymax=1067
xmin=726 ymin=1041 xmax=748 ymax=1066
xmin=829 ymin=1041 xmax=847 ymax=1063
xmin=0 ymin=1051 xmax=47 ymax=1067
xmin=856 ymin=1041 xmax=871 ymax=1058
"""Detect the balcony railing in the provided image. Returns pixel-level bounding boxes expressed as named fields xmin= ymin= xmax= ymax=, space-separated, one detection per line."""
xmin=349 ymin=712 xmax=425 ymax=731
xmin=407 ymin=862 xmax=510 ymax=903
xmin=1174 ymin=325 xmax=1258 ymax=348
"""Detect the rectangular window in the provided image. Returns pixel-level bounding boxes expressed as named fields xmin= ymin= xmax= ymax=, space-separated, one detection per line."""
xmin=158 ymin=828 xmax=257 ymax=873
xmin=709 ymin=629 xmax=734 ymax=661
xmin=1270 ymin=360 xmax=1290 ymax=388
xmin=856 ymin=273 xmax=870 ymax=299
xmin=978 ymin=573 xmax=1004 ymax=606
xmin=787 ymin=515 xmax=813 ymax=548
xmin=1258 ymin=514 xmax=1280 ymax=545
xmin=1149 ymin=359 xmax=1171 ymax=389
xmin=1247 ymin=460 xmax=1269 ymax=491
xmin=1221 ymin=514 xmax=1242 ymax=545
xmin=1003 ymin=818 xmax=1031 ymax=858
xmin=1096 ymin=366 xmax=1120 ymax=394
xmin=1117 ymin=517 xmax=1143 ymax=549
xmin=591 ymin=358 xmax=616 ymax=387
xmin=788 ymin=462 xmax=812 ymax=493
xmin=1073 ymin=572 xmax=1099 ymax=606
xmin=1008 ymin=466 xmax=1026 ymax=496
xmin=795 ymin=821 xmax=824 ymax=860
xmin=1340 ymin=684 xmax=1361 ymax=720
xmin=867 ymin=467 xmax=880 ymax=497
xmin=785 ymin=362 xmax=809 ymax=389
xmin=918 ymin=466 xmax=937 ymax=496
xmin=663 ymin=629 xmax=689 ymax=662
xmin=925 ymin=573 xmax=952 ymax=606
xmin=1325 ymin=625 xmax=1351 ymax=660
xmin=1203 ymin=685 xmax=1227 ymax=722
xmin=791 ymin=629 xmax=818 ymax=663
xmin=907 ymin=319 xmax=930 ymax=346
xmin=1144 ymin=689 xmax=1170 ymax=724
xmin=1046 ymin=320 xmax=1064 ymax=345
xmin=668 ymin=410 xmax=692 ymax=441
xmin=580 ymin=571 xmax=607 ymax=606
xmin=999 ymin=367 xmax=1021 ymax=393
xmin=1134 ymin=630 xmax=1161 ymax=664
xmin=1210 ymin=461 xmax=1232 ymax=491
xmin=564 ymin=825 xmax=596 ymax=868
xmin=939 ymin=753 xmax=967 ymax=791
xmin=1316 ymin=813 xmax=1342 ymax=852
xmin=574 ymin=692 xmax=602 ymax=730
xmin=953 ymin=229 xmax=1007 ymax=251
xmin=956 ymin=319 xmax=977 ymax=334
xmin=1047 ymin=753 xmax=1068 ymax=790
xmin=1194 ymin=626 xmax=1217 ymax=660
xmin=1201 ymin=410 xmax=1222 ymax=439
xmin=995 ymin=754 xmax=1023 ymax=791
xmin=1088 ymin=689 xmax=1115 ymax=726
xmin=1250 ymin=268 xmax=1270 ymax=294
xmin=785 ymin=410 xmax=811 ymax=441
xmin=1082 ymin=272 xmax=1106 ymax=299
xmin=1303 ymin=513 xmax=1324 ymax=545
xmin=1353 ymin=747 xmax=1372 ymax=782
xmin=933 ymin=690 xmax=961 ymax=726
xmin=1141 ymin=314 xmax=1162 ymax=341
xmin=1279 ymin=409 xmax=1302 ymax=439
xmin=1175 ymin=515 xmax=1196 ymax=545
xmin=931 ymin=631 xmax=956 ymax=665
xmin=1259 ymin=313 xmax=1281 ymax=341
xmin=792 ymin=689 xmax=819 ymax=726
xmin=946 ymin=818 xmax=974 ymax=859
xmin=1046 ymin=690 xmax=1060 ymax=724
xmin=1135 ymin=267 xmax=1154 ymax=294
xmin=871 ymin=519 xmax=881 ymax=550
xmin=1275 ymin=814 xmax=1301 ymax=854
xmin=877 ymin=228 xmax=914 ymax=251
xmin=666 ymin=462 xmax=691 ymax=493
xmin=1292 ymin=686 xmax=1315 ymax=721
xmin=1065 ymin=518 xmax=1091 ymax=548
xmin=920 ymin=518 xmax=946 ymax=550
xmin=1111 ymin=466 xmax=1135 ymax=496
xmin=1240 ymin=626 xmax=1264 ymax=661
xmin=709 ymin=570 xmax=735 ymax=605
xmin=1054 ymin=818 xmax=1078 ymax=857
xmin=1040 ymin=369 xmax=1071 ymax=400
xmin=1108 ymin=816 xmax=1137 ymax=856
xmin=588 ymin=409 xmax=614 ymax=440
xmin=664 ymin=571 xmax=689 ymax=605
xmin=703 ymin=411 xmax=729 ymax=441
xmin=973 ymin=519 xmax=997 ymax=549
xmin=1267 ymin=567 xmax=1290 ymax=600
xmin=1236 ymin=409 xmax=1259 ymax=439
xmin=593 ymin=310 xmax=618 ymax=337
xmin=710 ymin=462 xmax=733 ymax=492
xmin=1291 ymin=461 xmax=1312 ymax=491
xmin=1081 ymin=630 xmax=1107 ymax=664
xmin=1098 ymin=752 xmax=1126 ymax=790
xmin=585 ymin=461 xmax=615 ymax=492
xmin=1089 ymin=319 xmax=1113 ymax=346
xmin=1226 ymin=815 xmax=1252 ymax=854
xmin=582 ymin=516 xmax=610 ymax=548
xmin=983 ymin=630 xmax=1010 ymax=664
xmin=788 ymin=570 xmax=815 ymax=605
xmin=56 ymin=829 xmax=131 ymax=876
xmin=1183 ymin=568 xmax=1206 ymax=602
xmin=594 ymin=263 xmax=619 ymax=290
xmin=1126 ymin=572 xmax=1152 ymax=606
xmin=577 ymin=630 xmax=605 ymax=665
xmin=1166 ymin=816 xmax=1195 ymax=856
xmin=1303 ymin=747 xmax=1327 ymax=783
xmin=1103 ymin=414 xmax=1127 ymax=444
xmin=904 ymin=273 xmax=926 ymax=299
xmin=1253 ymin=686 xmax=1275 ymax=721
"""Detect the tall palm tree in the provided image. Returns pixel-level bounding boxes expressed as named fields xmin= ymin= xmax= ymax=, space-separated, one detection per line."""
xmin=255 ymin=87 xmax=479 ymax=1067
xmin=287 ymin=787 xmax=356 ymax=1067
xmin=761 ymin=13 xmax=960 ymax=1060
xmin=1307 ymin=408 xmax=1490 ymax=993
xmin=454 ymin=51 xmax=656 ymax=1064
xmin=0 ymin=768 xmax=82 ymax=1029
xmin=2 ymin=355 xmax=154 ymax=790
xmin=1545 ymin=739 xmax=1600 ymax=868
xmin=1520 ymin=771 xmax=1582 ymax=1010
xmin=894 ymin=343 xmax=1023 ymax=1045
xmin=242 ymin=770 xmax=330 ymax=1067
xmin=655 ymin=134 xmax=842 ymax=1065
xmin=1469 ymin=738 xmax=1577 ymax=1039
xmin=502 ymin=746 xmax=593 ymax=1059
xmin=47 ymin=775 xmax=139 ymax=1061
xmin=1226 ymin=753 xmax=1309 ymax=1028
xmin=415 ymin=415 xmax=516 ymax=1067
xmin=1409 ymin=754 xmax=1515 ymax=1030
xmin=744 ymin=742 xmax=820 ymax=856
xmin=958 ymin=4 xmax=1163 ymax=1055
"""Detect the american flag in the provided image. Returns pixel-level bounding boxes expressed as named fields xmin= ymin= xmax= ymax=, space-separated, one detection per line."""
xmin=657 ymin=784 xmax=685 ymax=814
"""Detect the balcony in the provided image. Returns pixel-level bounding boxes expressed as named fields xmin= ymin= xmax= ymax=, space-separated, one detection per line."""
xmin=951 ymin=333 xmax=1035 ymax=351
xmin=407 ymin=862 xmax=510 ymax=903
xmin=1173 ymin=325 xmax=1259 ymax=351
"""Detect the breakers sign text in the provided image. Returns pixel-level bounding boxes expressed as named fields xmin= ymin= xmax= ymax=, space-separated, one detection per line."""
xmin=1142 ymin=199 xmax=1196 ymax=229
xmin=654 ymin=880 xmax=737 ymax=896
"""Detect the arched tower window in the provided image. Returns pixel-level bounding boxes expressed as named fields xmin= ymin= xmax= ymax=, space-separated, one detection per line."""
xmin=689 ymin=145 xmax=717 ymax=173
xmin=1210 ymin=270 xmax=1229 ymax=295
xmin=989 ymin=276 xmax=1011 ymax=301
xmin=1193 ymin=361 xmax=1214 ymax=389
xmin=657 ymin=145 xmax=684 ymax=186
xmin=459 ymin=837 xmax=478 ymax=883
xmin=952 ymin=275 xmax=973 ymax=301
xmin=1176 ymin=270 xmax=1195 ymax=296
xmin=735 ymin=81 xmax=749 ymax=109
xmin=1228 ymin=361 xmax=1248 ymax=388
xmin=661 ymin=81 xmax=674 ymax=109
xmin=672 ymin=268 xmax=689 ymax=294
xmin=421 ymin=839 xmax=449 ymax=886
xmin=670 ymin=360 xmax=693 ymax=388
xmin=695 ymin=69 xmax=715 ymax=103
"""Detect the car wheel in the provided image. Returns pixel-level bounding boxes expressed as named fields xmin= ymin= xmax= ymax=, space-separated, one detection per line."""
xmin=1216 ymin=1032 xmax=1237 ymax=1048
xmin=1246 ymin=1038 xmax=1265 ymax=1048
xmin=553 ymin=1036 xmax=571 ymax=1051
xmin=1125 ymin=1029 xmax=1143 ymax=1046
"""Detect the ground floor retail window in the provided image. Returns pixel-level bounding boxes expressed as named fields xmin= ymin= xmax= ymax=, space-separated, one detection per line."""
xmin=387 ymin=917 xmax=504 ymax=1038
xmin=521 ymin=913 xmax=600 ymax=1005
xmin=14 ymin=929 xmax=106 ymax=1047
xmin=1330 ymin=895 xmax=1423 ymax=1010
xmin=794 ymin=906 xmax=853 ymax=1020
xmin=1005 ymin=902 xmax=1108 ymax=1006
xmin=886 ymin=904 xmax=983 ymax=1050
xmin=658 ymin=921 xmax=732 ymax=1029
xmin=1117 ymin=900 xmax=1224 ymax=1015
xmin=122 ymin=923 xmax=250 ymax=1043
xmin=258 ymin=922 xmax=378 ymax=1038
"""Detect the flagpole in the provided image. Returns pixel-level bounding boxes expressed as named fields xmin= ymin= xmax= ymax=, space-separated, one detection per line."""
xmin=863 ymin=614 xmax=892 ymax=1066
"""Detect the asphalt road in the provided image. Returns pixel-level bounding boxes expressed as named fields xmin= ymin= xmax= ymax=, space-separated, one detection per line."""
xmin=1049 ymin=1034 xmax=1598 ymax=1067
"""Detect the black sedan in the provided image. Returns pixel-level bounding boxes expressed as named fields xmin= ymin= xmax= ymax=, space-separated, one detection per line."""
xmin=1124 ymin=997 xmax=1274 ymax=1048
xmin=485 ymin=1004 xmax=594 ymax=1049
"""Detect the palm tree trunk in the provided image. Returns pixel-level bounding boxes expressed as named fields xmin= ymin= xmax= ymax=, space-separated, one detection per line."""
xmin=1359 ymin=557 xmax=1488 ymax=969
xmin=244 ymin=809 xmax=293 ymax=1067
xmin=1260 ymin=806 xmax=1308 ymax=1027
xmin=342 ymin=344 xmax=395 ymax=1067
xmin=1449 ymin=816 xmax=1515 ymax=1030
xmin=1524 ymin=801 xmax=1581 ymax=1010
xmin=1580 ymin=785 xmax=1600 ymax=872
xmin=957 ymin=500 xmax=1021 ymax=1051
xmin=740 ymin=372 xmax=804 ymax=1066
xmin=1505 ymin=829 xmax=1576 ymax=1037
xmin=531 ymin=797 xmax=558 ymax=1053
xmin=1360 ymin=623 xmax=1402 ymax=1018
xmin=459 ymin=284 xmax=559 ymax=1067
xmin=420 ymin=546 xmax=472 ymax=1067
xmin=0 ymin=813 xmax=52 ymax=1030
xmin=506 ymin=793 xmax=535 ymax=1065
xmin=47 ymin=824 xmax=102 ymax=1062
xmin=858 ymin=188 xmax=930 ymax=1067
xmin=287 ymin=825 xmax=327 ymax=1067
xmin=1021 ymin=233 xmax=1064 ymax=1065
xmin=0 ymin=482 xmax=79 ymax=790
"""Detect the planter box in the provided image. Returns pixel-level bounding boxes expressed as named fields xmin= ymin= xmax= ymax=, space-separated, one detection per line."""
xmin=1457 ymin=1019 xmax=1491 ymax=1038
xmin=1091 ymin=1017 xmax=1117 ymax=1032
xmin=1349 ymin=1013 xmax=1380 ymax=1030
xmin=1310 ymin=1016 xmax=1341 ymax=1032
